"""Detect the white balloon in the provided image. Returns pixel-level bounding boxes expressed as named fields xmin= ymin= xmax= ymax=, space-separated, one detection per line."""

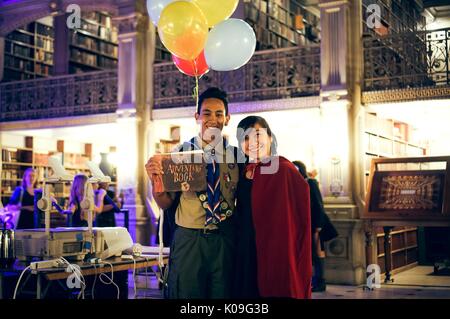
xmin=205 ymin=19 xmax=256 ymax=72
xmin=146 ymin=0 xmax=176 ymax=26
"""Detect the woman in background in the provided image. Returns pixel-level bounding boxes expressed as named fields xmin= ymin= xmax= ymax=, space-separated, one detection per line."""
xmin=233 ymin=116 xmax=312 ymax=299
xmin=6 ymin=168 xmax=38 ymax=229
xmin=293 ymin=160 xmax=338 ymax=292
xmin=69 ymin=174 xmax=106 ymax=227
xmin=95 ymin=181 xmax=121 ymax=227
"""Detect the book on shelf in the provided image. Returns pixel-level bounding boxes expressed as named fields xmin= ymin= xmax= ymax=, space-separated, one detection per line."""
xmin=152 ymin=150 xmax=207 ymax=193
xmin=1 ymin=169 xmax=20 ymax=180
xmin=83 ymin=11 xmax=99 ymax=23
xmin=34 ymin=153 xmax=49 ymax=166
xmin=36 ymin=23 xmax=53 ymax=37
xmin=63 ymin=153 xmax=89 ymax=168
xmin=13 ymin=45 xmax=33 ymax=58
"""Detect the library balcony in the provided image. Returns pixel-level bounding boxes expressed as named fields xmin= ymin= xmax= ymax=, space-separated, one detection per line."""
xmin=0 ymin=44 xmax=321 ymax=121
xmin=0 ymin=70 xmax=117 ymax=122
xmin=154 ymin=45 xmax=321 ymax=110
xmin=363 ymin=27 xmax=450 ymax=91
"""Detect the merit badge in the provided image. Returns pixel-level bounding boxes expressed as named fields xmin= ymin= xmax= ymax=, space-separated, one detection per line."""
xmin=221 ymin=202 xmax=228 ymax=210
xmin=199 ymin=194 xmax=207 ymax=202
xmin=203 ymin=202 xmax=209 ymax=209
xmin=223 ymin=172 xmax=231 ymax=183
xmin=226 ymin=210 xmax=233 ymax=217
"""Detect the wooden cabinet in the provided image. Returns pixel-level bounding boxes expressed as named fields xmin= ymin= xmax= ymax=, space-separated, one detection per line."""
xmin=376 ymin=227 xmax=418 ymax=273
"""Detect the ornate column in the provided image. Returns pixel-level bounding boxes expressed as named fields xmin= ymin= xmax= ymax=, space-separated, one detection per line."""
xmin=53 ymin=13 xmax=70 ymax=75
xmin=318 ymin=0 xmax=366 ymax=285
xmin=113 ymin=0 xmax=155 ymax=244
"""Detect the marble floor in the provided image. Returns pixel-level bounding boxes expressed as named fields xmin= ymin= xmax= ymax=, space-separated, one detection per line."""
xmin=127 ymin=266 xmax=450 ymax=299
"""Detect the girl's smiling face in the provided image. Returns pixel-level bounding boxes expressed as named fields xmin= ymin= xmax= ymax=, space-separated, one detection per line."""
xmin=240 ymin=123 xmax=272 ymax=162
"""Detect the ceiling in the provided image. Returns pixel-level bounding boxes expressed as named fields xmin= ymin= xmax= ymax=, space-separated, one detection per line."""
xmin=423 ymin=1 xmax=450 ymax=18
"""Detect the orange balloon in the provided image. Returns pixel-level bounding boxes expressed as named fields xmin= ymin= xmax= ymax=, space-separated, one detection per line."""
xmin=158 ymin=1 xmax=208 ymax=60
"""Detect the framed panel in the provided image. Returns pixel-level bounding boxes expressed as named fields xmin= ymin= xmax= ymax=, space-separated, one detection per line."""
xmin=363 ymin=156 xmax=450 ymax=222
xmin=369 ymin=170 xmax=445 ymax=214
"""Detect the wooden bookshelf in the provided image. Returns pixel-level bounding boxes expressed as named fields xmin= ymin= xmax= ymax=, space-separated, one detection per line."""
xmin=1 ymin=136 xmax=34 ymax=204
xmin=155 ymin=33 xmax=171 ymax=63
xmin=2 ymin=12 xmax=118 ymax=81
xmin=3 ymin=21 xmax=54 ymax=81
xmin=152 ymin=0 xmax=321 ymax=62
xmin=244 ymin=0 xmax=320 ymax=51
xmin=363 ymin=112 xmax=428 ymax=274
xmin=69 ymin=11 xmax=118 ymax=74
xmin=362 ymin=0 xmax=425 ymax=37
xmin=363 ymin=112 xmax=427 ymax=194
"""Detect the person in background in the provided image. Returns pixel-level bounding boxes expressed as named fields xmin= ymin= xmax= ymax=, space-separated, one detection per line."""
xmin=5 ymin=168 xmax=38 ymax=229
xmin=69 ymin=174 xmax=106 ymax=227
xmin=293 ymin=160 xmax=338 ymax=292
xmin=234 ymin=116 xmax=312 ymax=299
xmin=95 ymin=181 xmax=121 ymax=227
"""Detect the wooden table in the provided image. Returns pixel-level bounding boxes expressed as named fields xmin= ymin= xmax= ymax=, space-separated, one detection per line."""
xmin=0 ymin=255 xmax=169 ymax=299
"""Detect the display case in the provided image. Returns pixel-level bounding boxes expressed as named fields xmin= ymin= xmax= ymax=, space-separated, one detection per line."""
xmin=363 ymin=156 xmax=450 ymax=281
xmin=363 ymin=156 xmax=450 ymax=221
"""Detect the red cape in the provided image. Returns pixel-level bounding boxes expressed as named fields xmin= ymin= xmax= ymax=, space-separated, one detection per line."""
xmin=251 ymin=156 xmax=312 ymax=299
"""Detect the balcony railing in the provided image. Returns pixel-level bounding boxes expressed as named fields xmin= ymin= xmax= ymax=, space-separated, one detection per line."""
xmin=364 ymin=28 xmax=450 ymax=91
xmin=154 ymin=45 xmax=321 ymax=109
xmin=0 ymin=70 xmax=118 ymax=122
xmin=0 ymin=46 xmax=320 ymax=122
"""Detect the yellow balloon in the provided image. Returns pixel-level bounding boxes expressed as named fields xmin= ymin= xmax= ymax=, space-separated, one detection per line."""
xmin=158 ymin=1 xmax=208 ymax=60
xmin=192 ymin=0 xmax=239 ymax=27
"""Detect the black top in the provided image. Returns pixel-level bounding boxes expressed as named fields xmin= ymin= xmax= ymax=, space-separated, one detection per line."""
xmin=233 ymin=173 xmax=260 ymax=299
xmin=9 ymin=186 xmax=35 ymax=229
xmin=72 ymin=202 xmax=88 ymax=227
xmin=95 ymin=190 xmax=118 ymax=227
xmin=307 ymin=178 xmax=338 ymax=242
xmin=307 ymin=178 xmax=326 ymax=231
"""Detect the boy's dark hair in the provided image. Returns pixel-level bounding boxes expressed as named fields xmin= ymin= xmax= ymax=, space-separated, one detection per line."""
xmin=197 ymin=87 xmax=229 ymax=115
xmin=293 ymin=161 xmax=308 ymax=179
xmin=236 ymin=115 xmax=278 ymax=156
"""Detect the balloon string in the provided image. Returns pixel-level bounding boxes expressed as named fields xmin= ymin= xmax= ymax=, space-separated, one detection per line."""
xmin=194 ymin=59 xmax=199 ymax=112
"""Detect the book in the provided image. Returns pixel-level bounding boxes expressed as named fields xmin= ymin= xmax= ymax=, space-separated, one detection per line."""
xmin=153 ymin=150 xmax=206 ymax=193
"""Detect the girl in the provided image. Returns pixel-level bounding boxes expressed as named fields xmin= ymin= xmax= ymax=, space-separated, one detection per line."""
xmin=69 ymin=174 xmax=106 ymax=227
xmin=233 ymin=116 xmax=312 ymax=299
xmin=6 ymin=168 xmax=38 ymax=229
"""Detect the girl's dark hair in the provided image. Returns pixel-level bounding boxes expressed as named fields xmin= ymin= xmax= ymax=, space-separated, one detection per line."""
xmin=236 ymin=116 xmax=278 ymax=156
xmin=197 ymin=87 xmax=229 ymax=115
xmin=293 ymin=161 xmax=308 ymax=178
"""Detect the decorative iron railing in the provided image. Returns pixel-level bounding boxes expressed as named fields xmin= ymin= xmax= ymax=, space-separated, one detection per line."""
xmin=153 ymin=45 xmax=321 ymax=109
xmin=364 ymin=28 xmax=450 ymax=91
xmin=0 ymin=70 xmax=117 ymax=122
